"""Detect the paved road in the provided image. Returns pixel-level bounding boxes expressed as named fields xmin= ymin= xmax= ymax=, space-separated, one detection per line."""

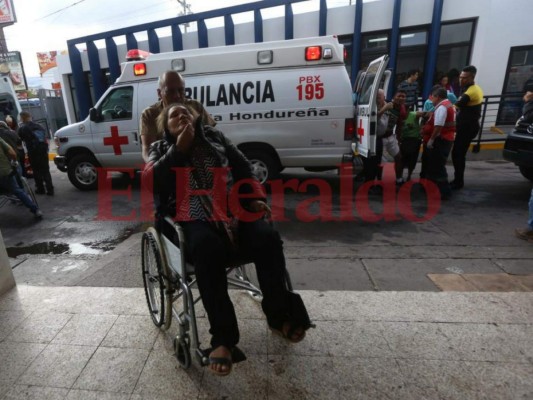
xmin=2 ymin=159 xmax=532 ymax=291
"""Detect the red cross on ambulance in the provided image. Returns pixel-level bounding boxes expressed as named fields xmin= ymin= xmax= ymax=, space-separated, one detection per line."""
xmin=103 ymin=126 xmax=129 ymax=155
xmin=357 ymin=119 xmax=365 ymax=144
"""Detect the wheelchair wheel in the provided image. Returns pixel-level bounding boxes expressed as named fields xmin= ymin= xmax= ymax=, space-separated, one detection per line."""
xmin=20 ymin=177 xmax=38 ymax=208
xmin=235 ymin=264 xmax=263 ymax=302
xmin=142 ymin=231 xmax=169 ymax=327
xmin=173 ymin=334 xmax=191 ymax=369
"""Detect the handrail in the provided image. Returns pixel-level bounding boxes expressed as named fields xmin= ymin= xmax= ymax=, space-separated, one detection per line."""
xmin=472 ymin=92 xmax=523 ymax=152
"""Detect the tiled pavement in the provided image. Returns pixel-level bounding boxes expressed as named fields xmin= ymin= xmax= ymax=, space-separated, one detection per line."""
xmin=1 ymin=285 xmax=532 ymax=399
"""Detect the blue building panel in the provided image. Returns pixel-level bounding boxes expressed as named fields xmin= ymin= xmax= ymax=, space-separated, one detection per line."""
xmin=105 ymin=38 xmax=121 ymax=83
xmin=148 ymin=29 xmax=160 ymax=54
xmin=224 ymin=15 xmax=235 ymax=45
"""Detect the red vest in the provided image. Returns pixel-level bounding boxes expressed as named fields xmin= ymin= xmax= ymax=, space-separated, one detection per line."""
xmin=421 ymin=99 xmax=456 ymax=143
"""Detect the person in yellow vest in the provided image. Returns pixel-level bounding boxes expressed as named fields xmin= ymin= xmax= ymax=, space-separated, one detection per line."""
xmin=451 ymin=65 xmax=483 ymax=190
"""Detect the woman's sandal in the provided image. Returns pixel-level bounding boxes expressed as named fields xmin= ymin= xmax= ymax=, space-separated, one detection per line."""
xmin=208 ymin=356 xmax=232 ymax=376
xmin=207 ymin=346 xmax=246 ymax=377
xmin=270 ymin=321 xmax=306 ymax=343
xmin=208 ymin=346 xmax=233 ymax=376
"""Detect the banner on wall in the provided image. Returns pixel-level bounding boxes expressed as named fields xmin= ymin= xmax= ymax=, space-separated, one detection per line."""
xmin=0 ymin=0 xmax=16 ymax=25
xmin=0 ymin=51 xmax=27 ymax=91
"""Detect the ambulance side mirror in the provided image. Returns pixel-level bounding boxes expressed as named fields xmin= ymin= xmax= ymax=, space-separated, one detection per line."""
xmin=89 ymin=108 xmax=102 ymax=122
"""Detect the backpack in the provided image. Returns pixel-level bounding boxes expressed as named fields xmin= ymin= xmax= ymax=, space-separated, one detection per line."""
xmin=32 ymin=128 xmax=47 ymax=144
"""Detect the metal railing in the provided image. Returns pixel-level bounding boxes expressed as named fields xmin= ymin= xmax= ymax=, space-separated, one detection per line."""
xmin=471 ymin=92 xmax=522 ymax=152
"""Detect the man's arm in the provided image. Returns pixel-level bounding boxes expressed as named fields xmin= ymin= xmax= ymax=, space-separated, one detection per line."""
xmin=0 ymin=139 xmax=16 ymax=160
xmin=454 ymin=93 xmax=471 ymax=109
xmin=427 ymin=104 xmax=446 ymax=147
xmin=140 ymin=109 xmax=157 ymax=163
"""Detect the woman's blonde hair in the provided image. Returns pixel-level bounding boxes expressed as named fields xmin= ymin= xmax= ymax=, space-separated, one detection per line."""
xmin=156 ymin=103 xmax=200 ymax=135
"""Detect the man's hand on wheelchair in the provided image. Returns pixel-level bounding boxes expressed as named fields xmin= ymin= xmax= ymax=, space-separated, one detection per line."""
xmin=249 ymin=200 xmax=271 ymax=219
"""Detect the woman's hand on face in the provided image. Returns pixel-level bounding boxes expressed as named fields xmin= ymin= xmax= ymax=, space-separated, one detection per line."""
xmin=175 ymin=119 xmax=195 ymax=152
xmin=249 ymin=200 xmax=271 ymax=219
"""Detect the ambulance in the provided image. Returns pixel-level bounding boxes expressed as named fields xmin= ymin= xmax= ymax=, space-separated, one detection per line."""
xmin=54 ymin=35 xmax=389 ymax=190
xmin=0 ymin=75 xmax=22 ymax=125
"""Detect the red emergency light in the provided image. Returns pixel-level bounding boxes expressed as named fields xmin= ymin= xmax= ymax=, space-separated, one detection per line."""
xmin=133 ymin=63 xmax=147 ymax=76
xmin=126 ymin=49 xmax=151 ymax=61
xmin=305 ymin=46 xmax=322 ymax=61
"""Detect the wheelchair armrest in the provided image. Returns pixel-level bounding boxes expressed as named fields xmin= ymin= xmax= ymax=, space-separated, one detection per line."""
xmin=163 ymin=215 xmax=187 ymax=252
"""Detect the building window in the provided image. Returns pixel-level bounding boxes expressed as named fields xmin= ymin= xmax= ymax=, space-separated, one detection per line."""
xmin=338 ymin=32 xmax=390 ymax=81
xmin=395 ymin=29 xmax=427 ymax=92
xmin=498 ymin=45 xmax=533 ymax=124
xmin=400 ymin=31 xmax=427 ymax=47
xmin=361 ymin=32 xmax=389 ymax=72
xmin=435 ymin=19 xmax=475 ymax=97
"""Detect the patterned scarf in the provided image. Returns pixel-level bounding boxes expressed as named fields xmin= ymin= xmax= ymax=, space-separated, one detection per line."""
xmin=173 ymin=122 xmax=238 ymax=248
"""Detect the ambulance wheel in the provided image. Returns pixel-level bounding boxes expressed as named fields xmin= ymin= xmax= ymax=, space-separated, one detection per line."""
xmin=244 ymin=150 xmax=279 ymax=184
xmin=68 ymin=154 xmax=99 ymax=191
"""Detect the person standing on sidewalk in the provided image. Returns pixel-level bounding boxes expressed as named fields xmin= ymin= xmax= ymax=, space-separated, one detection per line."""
xmin=0 ymin=137 xmax=43 ymax=219
xmin=0 ymin=121 xmax=23 ymax=176
xmin=421 ymin=87 xmax=456 ymax=200
xmin=381 ymin=90 xmax=407 ymax=186
xmin=397 ymin=69 xmax=420 ymax=111
xmin=17 ymin=111 xmax=54 ymax=196
xmin=514 ymin=84 xmax=533 ymax=242
xmin=451 ymin=65 xmax=484 ymax=190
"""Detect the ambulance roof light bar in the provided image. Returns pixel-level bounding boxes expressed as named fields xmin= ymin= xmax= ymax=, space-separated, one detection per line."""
xmin=126 ymin=49 xmax=151 ymax=61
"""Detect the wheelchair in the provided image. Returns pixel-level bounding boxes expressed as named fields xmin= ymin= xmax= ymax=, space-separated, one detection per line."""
xmin=0 ymin=163 xmax=38 ymax=211
xmin=141 ymin=215 xmax=297 ymax=369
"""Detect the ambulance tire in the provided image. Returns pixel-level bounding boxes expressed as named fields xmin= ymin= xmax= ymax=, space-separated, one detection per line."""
xmin=68 ymin=153 xmax=99 ymax=191
xmin=244 ymin=150 xmax=279 ymax=184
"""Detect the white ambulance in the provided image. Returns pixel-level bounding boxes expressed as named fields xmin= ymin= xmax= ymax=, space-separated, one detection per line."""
xmin=54 ymin=35 xmax=388 ymax=190
xmin=0 ymin=75 xmax=22 ymax=124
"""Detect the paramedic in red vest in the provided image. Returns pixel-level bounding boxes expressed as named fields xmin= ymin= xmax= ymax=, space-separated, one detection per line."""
xmin=451 ymin=65 xmax=483 ymax=190
xmin=140 ymin=71 xmax=215 ymax=163
xmin=17 ymin=111 xmax=54 ymax=195
xmin=421 ymin=87 xmax=456 ymax=200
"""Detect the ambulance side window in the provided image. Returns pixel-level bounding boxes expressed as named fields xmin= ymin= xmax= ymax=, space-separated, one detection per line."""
xmin=99 ymin=87 xmax=133 ymax=121
xmin=359 ymin=74 xmax=376 ymax=105
xmin=358 ymin=62 xmax=381 ymax=105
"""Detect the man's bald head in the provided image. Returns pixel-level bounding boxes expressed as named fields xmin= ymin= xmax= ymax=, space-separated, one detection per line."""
xmin=377 ymin=89 xmax=385 ymax=107
xmin=157 ymin=71 xmax=186 ymax=106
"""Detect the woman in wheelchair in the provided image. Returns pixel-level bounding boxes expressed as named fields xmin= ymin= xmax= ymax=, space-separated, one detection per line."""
xmin=0 ymin=137 xmax=42 ymax=219
xmin=143 ymin=104 xmax=309 ymax=376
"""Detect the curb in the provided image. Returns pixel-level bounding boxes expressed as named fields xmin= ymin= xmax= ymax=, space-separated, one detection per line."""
xmin=49 ymin=152 xmax=56 ymax=161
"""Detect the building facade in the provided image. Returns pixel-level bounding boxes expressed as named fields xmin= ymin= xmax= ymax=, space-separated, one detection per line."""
xmin=57 ymin=0 xmax=533 ymax=126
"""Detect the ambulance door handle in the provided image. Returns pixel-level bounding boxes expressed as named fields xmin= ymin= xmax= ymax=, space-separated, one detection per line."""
xmin=132 ymin=132 xmax=139 ymax=144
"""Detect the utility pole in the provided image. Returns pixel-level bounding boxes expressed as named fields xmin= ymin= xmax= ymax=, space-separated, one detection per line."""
xmin=177 ymin=0 xmax=192 ymax=33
